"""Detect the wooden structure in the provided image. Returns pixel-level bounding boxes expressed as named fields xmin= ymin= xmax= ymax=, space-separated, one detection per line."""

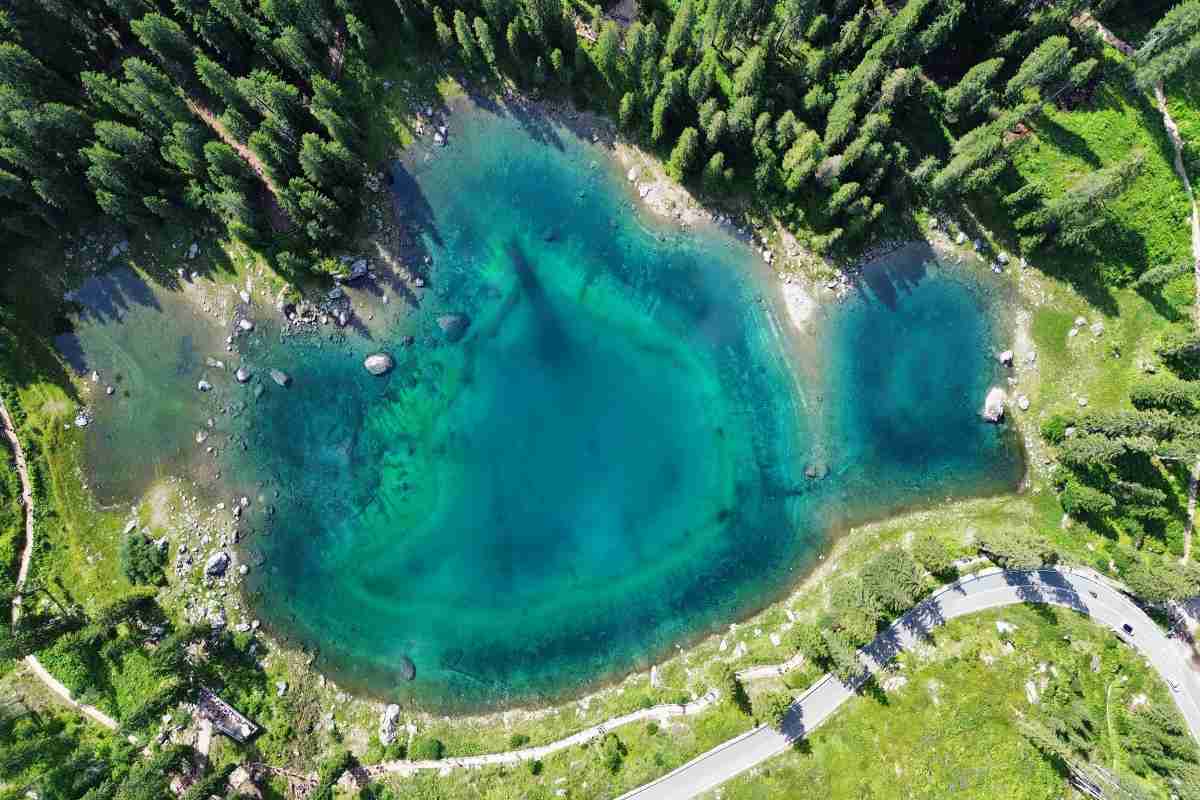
xmin=196 ymin=687 xmax=258 ymax=742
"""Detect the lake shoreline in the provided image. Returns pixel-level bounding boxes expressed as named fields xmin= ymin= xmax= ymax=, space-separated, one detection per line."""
xmin=54 ymin=88 xmax=1031 ymax=726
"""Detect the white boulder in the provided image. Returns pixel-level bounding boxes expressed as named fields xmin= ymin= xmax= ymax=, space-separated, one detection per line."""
xmin=982 ymin=387 xmax=1007 ymax=423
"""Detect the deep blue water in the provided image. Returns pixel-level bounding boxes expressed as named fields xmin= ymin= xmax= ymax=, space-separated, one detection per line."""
xmin=61 ymin=100 xmax=1022 ymax=712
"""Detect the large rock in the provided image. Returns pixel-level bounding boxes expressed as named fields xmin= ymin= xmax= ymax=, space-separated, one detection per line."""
xmin=437 ymin=313 xmax=471 ymax=343
xmin=982 ymin=387 xmax=1007 ymax=423
xmin=235 ymin=367 xmax=251 ymax=383
xmin=379 ymin=704 xmax=402 ymax=745
xmin=205 ymin=551 xmax=230 ymax=577
xmin=996 ymin=350 xmax=1014 ymax=367
xmin=363 ymin=353 xmax=395 ymax=376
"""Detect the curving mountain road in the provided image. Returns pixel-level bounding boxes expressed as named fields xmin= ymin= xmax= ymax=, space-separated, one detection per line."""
xmin=618 ymin=567 xmax=1200 ymax=800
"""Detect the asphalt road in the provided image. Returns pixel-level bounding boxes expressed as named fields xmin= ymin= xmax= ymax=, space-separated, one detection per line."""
xmin=617 ymin=566 xmax=1200 ymax=800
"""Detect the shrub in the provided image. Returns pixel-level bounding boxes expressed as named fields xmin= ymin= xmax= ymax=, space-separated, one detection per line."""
xmin=1059 ymin=481 xmax=1117 ymax=518
xmin=977 ymin=529 xmax=1057 ymax=570
xmin=711 ymin=662 xmax=750 ymax=714
xmin=1040 ymin=413 xmax=1073 ymax=444
xmin=508 ymin=733 xmax=530 ymax=749
xmin=789 ymin=621 xmax=830 ymax=667
xmin=528 ymin=759 xmax=542 ymax=775
xmin=119 ymin=532 xmax=165 ymax=585
xmin=408 ymin=737 xmax=443 ymax=761
xmin=912 ymin=533 xmax=955 ymax=579
xmin=755 ymin=691 xmax=793 ymax=730
xmin=599 ymin=732 xmax=625 ymax=773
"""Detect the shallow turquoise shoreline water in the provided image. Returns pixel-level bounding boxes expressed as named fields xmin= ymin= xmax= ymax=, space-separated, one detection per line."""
xmin=60 ymin=101 xmax=1021 ymax=712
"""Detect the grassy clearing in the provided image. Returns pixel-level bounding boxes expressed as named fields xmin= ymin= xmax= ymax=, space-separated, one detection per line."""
xmin=1007 ymin=52 xmax=1193 ymax=292
xmin=710 ymin=604 xmax=1177 ymax=800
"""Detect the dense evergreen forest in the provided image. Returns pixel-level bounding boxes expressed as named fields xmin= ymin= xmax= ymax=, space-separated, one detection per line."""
xmin=0 ymin=0 xmax=380 ymax=274
xmin=2 ymin=0 xmax=1199 ymax=273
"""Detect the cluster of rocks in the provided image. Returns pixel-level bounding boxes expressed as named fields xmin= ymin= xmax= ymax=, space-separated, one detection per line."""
xmin=983 ymin=345 xmax=1037 ymax=421
xmin=159 ymin=484 xmax=267 ymax=640
xmin=1067 ymin=315 xmax=1104 ymax=339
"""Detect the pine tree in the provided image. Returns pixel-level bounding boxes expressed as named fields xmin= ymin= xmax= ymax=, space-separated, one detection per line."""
xmin=130 ymin=13 xmax=194 ymax=76
xmin=594 ymin=21 xmax=625 ymax=89
xmin=299 ymin=132 xmax=359 ymax=200
xmin=483 ymin=0 xmax=516 ymax=30
xmin=0 ymin=42 xmax=70 ymax=101
xmin=781 ymin=128 xmax=822 ymax=191
xmin=454 ymin=9 xmax=480 ymax=65
xmin=521 ymin=0 xmax=563 ymax=50
xmin=506 ymin=18 xmax=525 ymax=61
xmin=702 ymin=151 xmax=731 ymax=192
xmin=666 ymin=126 xmax=700 ymax=180
xmin=943 ymin=57 xmax=1004 ymax=121
xmin=194 ymin=51 xmax=243 ymax=111
xmin=664 ymin=0 xmax=696 ymax=66
xmin=274 ymin=26 xmax=321 ymax=78
xmin=211 ymin=0 xmax=270 ymax=43
xmin=731 ymin=45 xmax=766 ymax=100
xmin=474 ymin=17 xmax=498 ymax=70
xmin=310 ymin=74 xmax=358 ymax=145
xmin=618 ymin=92 xmax=636 ymax=130
xmin=434 ymin=8 xmax=455 ymax=54
xmin=687 ymin=55 xmax=715 ymax=103
xmin=1133 ymin=1 xmax=1200 ymax=89
xmin=1040 ymin=151 xmax=1144 ymax=249
xmin=1006 ymin=35 xmax=1072 ymax=99
xmin=117 ymin=58 xmax=190 ymax=134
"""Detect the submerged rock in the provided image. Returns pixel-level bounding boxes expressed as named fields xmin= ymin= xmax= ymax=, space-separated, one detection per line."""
xmin=270 ymin=369 xmax=292 ymax=387
xmin=437 ymin=313 xmax=471 ymax=342
xmin=363 ymin=353 xmax=395 ymax=376
xmin=398 ymin=656 xmax=416 ymax=681
xmin=982 ymin=387 xmax=1007 ymax=423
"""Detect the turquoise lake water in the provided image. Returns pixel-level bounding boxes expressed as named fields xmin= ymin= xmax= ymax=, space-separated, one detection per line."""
xmin=60 ymin=101 xmax=1022 ymax=712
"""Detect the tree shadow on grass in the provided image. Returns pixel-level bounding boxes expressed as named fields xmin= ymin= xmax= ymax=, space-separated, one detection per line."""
xmin=1033 ymin=114 xmax=1102 ymax=168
